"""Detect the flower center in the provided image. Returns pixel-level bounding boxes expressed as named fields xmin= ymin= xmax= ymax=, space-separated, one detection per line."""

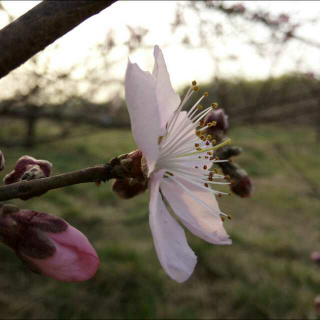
xmin=156 ymin=81 xmax=232 ymax=221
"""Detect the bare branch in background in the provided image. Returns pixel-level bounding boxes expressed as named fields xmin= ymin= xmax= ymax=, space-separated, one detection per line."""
xmin=0 ymin=0 xmax=117 ymax=79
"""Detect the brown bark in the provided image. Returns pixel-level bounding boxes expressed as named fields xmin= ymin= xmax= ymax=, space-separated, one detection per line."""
xmin=0 ymin=1 xmax=117 ymax=79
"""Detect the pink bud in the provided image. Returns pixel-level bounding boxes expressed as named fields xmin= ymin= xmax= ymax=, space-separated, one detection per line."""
xmin=231 ymin=175 xmax=253 ymax=198
xmin=4 ymin=155 xmax=52 ymax=185
xmin=314 ymin=296 xmax=320 ymax=313
xmin=0 ymin=150 xmax=4 ymax=171
xmin=0 ymin=206 xmax=99 ymax=282
xmin=311 ymin=251 xmax=320 ymax=265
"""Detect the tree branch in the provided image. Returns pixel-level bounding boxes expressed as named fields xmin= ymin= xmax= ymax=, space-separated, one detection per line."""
xmin=0 ymin=0 xmax=117 ymax=79
xmin=0 ymin=165 xmax=115 ymax=202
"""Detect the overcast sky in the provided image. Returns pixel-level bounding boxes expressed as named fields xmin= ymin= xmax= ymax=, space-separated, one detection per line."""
xmin=0 ymin=1 xmax=319 ymax=101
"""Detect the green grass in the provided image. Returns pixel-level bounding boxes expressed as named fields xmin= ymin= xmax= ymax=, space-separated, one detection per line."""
xmin=1 ymin=124 xmax=320 ymax=319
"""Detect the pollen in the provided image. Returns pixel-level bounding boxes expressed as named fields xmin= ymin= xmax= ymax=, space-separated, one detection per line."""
xmin=212 ymin=102 xmax=218 ymax=109
xmin=227 ymin=214 xmax=232 ymax=220
xmin=207 ymin=134 xmax=212 ymax=141
xmin=193 ymin=85 xmax=199 ymax=91
xmin=225 ymin=175 xmax=231 ymax=180
xmin=192 ymin=80 xmax=197 ymax=86
xmin=204 ymin=183 xmax=209 ymax=187
xmin=212 ymin=121 xmax=217 ymax=126
xmin=196 ymin=130 xmax=201 ymax=136
xmin=218 ymin=193 xmax=222 ymax=198
xmin=220 ymin=216 xmax=225 ymax=222
xmin=167 ymin=172 xmax=174 ymax=176
xmin=200 ymin=120 xmax=205 ymax=127
xmin=197 ymin=104 xmax=203 ymax=111
xmin=211 ymin=139 xmax=216 ymax=145
xmin=203 ymin=165 xmax=208 ymax=170
xmin=204 ymin=92 xmax=209 ymax=97
xmin=207 ymin=152 xmax=212 ymax=155
xmin=195 ymin=143 xmax=199 ymax=147
xmin=196 ymin=147 xmax=202 ymax=151
xmin=215 ymin=156 xmax=220 ymax=161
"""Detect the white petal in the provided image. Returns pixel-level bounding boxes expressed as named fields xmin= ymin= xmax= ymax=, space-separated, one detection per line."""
xmin=149 ymin=171 xmax=197 ymax=283
xmin=152 ymin=45 xmax=181 ymax=132
xmin=125 ymin=60 xmax=160 ymax=174
xmin=161 ymin=177 xmax=232 ymax=245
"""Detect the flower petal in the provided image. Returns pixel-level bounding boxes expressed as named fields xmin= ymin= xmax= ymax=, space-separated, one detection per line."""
xmin=149 ymin=171 xmax=197 ymax=282
xmin=125 ymin=60 xmax=160 ymax=174
xmin=161 ymin=177 xmax=231 ymax=245
xmin=152 ymin=45 xmax=181 ymax=132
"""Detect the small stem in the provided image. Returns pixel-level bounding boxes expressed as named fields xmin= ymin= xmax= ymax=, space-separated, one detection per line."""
xmin=0 ymin=164 xmax=115 ymax=202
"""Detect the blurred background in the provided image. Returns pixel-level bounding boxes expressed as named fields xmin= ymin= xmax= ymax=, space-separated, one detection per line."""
xmin=0 ymin=1 xmax=320 ymax=318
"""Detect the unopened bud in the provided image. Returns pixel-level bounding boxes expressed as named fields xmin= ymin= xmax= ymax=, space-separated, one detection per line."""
xmin=4 ymin=155 xmax=52 ymax=185
xmin=112 ymin=178 xmax=148 ymax=199
xmin=0 ymin=206 xmax=99 ymax=282
xmin=314 ymin=296 xmax=320 ymax=313
xmin=0 ymin=150 xmax=4 ymax=171
xmin=231 ymin=175 xmax=253 ymax=198
xmin=204 ymin=109 xmax=229 ymax=141
xmin=311 ymin=251 xmax=320 ymax=265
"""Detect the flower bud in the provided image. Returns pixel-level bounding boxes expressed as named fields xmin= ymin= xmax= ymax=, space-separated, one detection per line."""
xmin=0 ymin=205 xmax=99 ymax=282
xmin=4 ymin=155 xmax=52 ymax=185
xmin=314 ymin=296 xmax=320 ymax=313
xmin=231 ymin=175 xmax=253 ymax=198
xmin=112 ymin=178 xmax=148 ymax=199
xmin=0 ymin=150 xmax=4 ymax=171
xmin=204 ymin=109 xmax=229 ymax=141
xmin=311 ymin=251 xmax=320 ymax=265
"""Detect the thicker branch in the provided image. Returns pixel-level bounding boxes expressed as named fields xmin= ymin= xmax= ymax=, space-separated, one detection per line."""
xmin=0 ymin=0 xmax=117 ymax=79
xmin=0 ymin=165 xmax=114 ymax=202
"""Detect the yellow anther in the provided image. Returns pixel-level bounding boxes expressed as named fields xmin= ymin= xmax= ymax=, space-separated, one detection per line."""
xmin=158 ymin=136 xmax=163 ymax=145
xmin=204 ymin=92 xmax=209 ymax=97
xmin=218 ymin=193 xmax=222 ymax=198
xmin=207 ymin=122 xmax=213 ymax=127
xmin=215 ymin=156 xmax=220 ymax=161
xmin=207 ymin=152 xmax=212 ymax=155
xmin=225 ymin=175 xmax=230 ymax=180
xmin=214 ymin=168 xmax=219 ymax=174
xmin=207 ymin=135 xmax=212 ymax=141
xmin=228 ymin=192 xmax=232 ymax=196
xmin=200 ymin=120 xmax=205 ymax=127
xmin=195 ymin=143 xmax=199 ymax=147
xmin=231 ymin=180 xmax=236 ymax=186
xmin=197 ymin=104 xmax=203 ymax=111
xmin=212 ymin=121 xmax=217 ymax=126
xmin=193 ymin=86 xmax=199 ymax=91
xmin=196 ymin=147 xmax=202 ymax=151
xmin=209 ymin=177 xmax=213 ymax=181
xmin=204 ymin=183 xmax=209 ymax=187
xmin=210 ymin=156 xmax=214 ymax=160
xmin=167 ymin=172 xmax=174 ymax=176
xmin=192 ymin=80 xmax=197 ymax=86
xmin=227 ymin=214 xmax=232 ymax=220
xmin=220 ymin=216 xmax=225 ymax=222
xmin=203 ymin=165 xmax=208 ymax=170
xmin=212 ymin=139 xmax=216 ymax=145
xmin=195 ymin=130 xmax=201 ymax=136
xmin=205 ymin=156 xmax=209 ymax=159
xmin=212 ymin=102 xmax=218 ymax=109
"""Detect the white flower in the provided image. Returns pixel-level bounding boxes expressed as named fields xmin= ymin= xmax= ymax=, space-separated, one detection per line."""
xmin=125 ymin=45 xmax=232 ymax=282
